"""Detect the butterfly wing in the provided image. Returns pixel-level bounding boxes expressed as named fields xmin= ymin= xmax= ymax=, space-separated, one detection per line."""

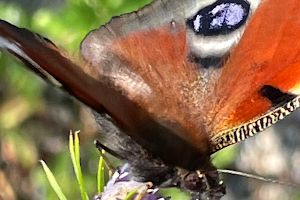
xmin=0 ymin=18 xmax=209 ymax=169
xmin=82 ymin=0 xmax=300 ymax=158
xmin=210 ymin=0 xmax=300 ymax=151
xmin=80 ymin=0 xmax=262 ymax=165
xmin=1 ymin=0 xmax=299 ymax=170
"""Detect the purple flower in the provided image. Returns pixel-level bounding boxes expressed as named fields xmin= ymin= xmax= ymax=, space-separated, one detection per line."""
xmin=94 ymin=163 xmax=170 ymax=200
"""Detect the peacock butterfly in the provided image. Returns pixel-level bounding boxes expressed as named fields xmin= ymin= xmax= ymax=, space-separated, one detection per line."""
xmin=0 ymin=0 xmax=300 ymax=199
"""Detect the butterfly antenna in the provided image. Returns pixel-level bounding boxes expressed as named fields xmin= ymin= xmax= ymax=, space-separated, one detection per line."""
xmin=217 ymin=169 xmax=300 ymax=188
xmin=94 ymin=140 xmax=117 ymax=173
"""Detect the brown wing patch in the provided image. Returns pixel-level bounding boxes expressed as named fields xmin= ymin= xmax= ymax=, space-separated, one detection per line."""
xmin=111 ymin=22 xmax=214 ymax=151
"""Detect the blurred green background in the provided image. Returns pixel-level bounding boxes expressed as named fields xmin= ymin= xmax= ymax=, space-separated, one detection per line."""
xmin=0 ymin=0 xmax=300 ymax=200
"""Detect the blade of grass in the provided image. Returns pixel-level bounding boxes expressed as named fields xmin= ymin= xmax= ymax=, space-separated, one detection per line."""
xmin=69 ymin=132 xmax=77 ymax=175
xmin=123 ymin=186 xmax=142 ymax=200
xmin=69 ymin=131 xmax=89 ymax=200
xmin=97 ymin=150 xmax=105 ymax=194
xmin=74 ymin=130 xmax=80 ymax=167
xmin=40 ymin=160 xmax=67 ymax=200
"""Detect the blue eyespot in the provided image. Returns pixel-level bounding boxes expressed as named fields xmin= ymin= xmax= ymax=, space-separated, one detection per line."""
xmin=187 ymin=0 xmax=250 ymax=36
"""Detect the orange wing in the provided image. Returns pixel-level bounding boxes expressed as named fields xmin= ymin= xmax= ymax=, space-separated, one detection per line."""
xmin=211 ymin=0 xmax=300 ymax=151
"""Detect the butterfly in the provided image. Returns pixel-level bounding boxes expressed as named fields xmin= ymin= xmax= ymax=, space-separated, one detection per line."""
xmin=1 ymin=0 xmax=300 ymax=199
